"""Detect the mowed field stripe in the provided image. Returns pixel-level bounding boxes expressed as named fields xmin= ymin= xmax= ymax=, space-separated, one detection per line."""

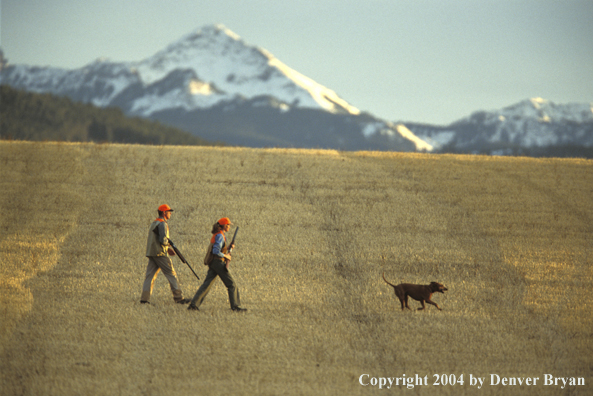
xmin=0 ymin=142 xmax=88 ymax=354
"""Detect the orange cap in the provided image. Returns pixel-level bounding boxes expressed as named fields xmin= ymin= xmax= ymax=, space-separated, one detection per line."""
xmin=158 ymin=204 xmax=174 ymax=212
xmin=217 ymin=217 xmax=232 ymax=225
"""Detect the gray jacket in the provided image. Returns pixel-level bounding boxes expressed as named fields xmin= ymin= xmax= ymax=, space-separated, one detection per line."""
xmin=146 ymin=219 xmax=170 ymax=257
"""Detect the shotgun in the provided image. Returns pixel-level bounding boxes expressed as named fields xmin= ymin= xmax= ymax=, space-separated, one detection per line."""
xmin=168 ymin=239 xmax=200 ymax=280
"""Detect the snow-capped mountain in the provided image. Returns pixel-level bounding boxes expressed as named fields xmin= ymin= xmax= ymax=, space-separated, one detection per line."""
xmin=1 ymin=25 xmax=359 ymax=116
xmin=405 ymin=98 xmax=593 ymax=156
xmin=130 ymin=25 xmax=361 ymax=116
xmin=1 ymin=25 xmax=417 ymax=151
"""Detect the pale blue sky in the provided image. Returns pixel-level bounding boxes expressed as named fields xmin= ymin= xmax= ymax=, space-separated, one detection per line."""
xmin=2 ymin=0 xmax=592 ymax=125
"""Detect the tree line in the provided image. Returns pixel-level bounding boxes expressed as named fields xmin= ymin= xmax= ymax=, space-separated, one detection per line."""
xmin=0 ymin=85 xmax=220 ymax=146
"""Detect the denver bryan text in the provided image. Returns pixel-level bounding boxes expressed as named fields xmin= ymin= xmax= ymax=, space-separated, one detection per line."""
xmin=488 ymin=374 xmax=585 ymax=389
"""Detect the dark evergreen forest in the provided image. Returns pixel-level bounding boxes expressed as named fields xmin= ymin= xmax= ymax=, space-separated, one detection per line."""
xmin=0 ymin=85 xmax=219 ymax=146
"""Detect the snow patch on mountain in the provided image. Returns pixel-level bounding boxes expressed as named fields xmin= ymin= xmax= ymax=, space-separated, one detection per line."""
xmin=412 ymin=130 xmax=456 ymax=150
xmin=263 ymin=49 xmax=360 ymax=115
xmin=395 ymin=124 xmax=434 ymax=151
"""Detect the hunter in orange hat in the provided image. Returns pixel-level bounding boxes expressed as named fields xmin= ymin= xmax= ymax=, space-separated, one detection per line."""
xmin=188 ymin=217 xmax=246 ymax=312
xmin=140 ymin=204 xmax=191 ymax=305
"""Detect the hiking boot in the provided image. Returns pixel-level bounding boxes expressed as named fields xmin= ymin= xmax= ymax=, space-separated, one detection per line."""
xmin=140 ymin=300 xmax=151 ymax=305
xmin=176 ymin=298 xmax=191 ymax=304
xmin=187 ymin=304 xmax=199 ymax=311
xmin=232 ymin=307 xmax=247 ymax=313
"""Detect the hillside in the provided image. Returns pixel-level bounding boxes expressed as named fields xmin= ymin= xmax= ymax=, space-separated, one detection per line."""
xmin=0 ymin=85 xmax=218 ymax=146
xmin=1 ymin=141 xmax=591 ymax=395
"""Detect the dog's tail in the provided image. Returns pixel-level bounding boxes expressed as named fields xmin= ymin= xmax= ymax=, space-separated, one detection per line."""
xmin=382 ymin=272 xmax=397 ymax=288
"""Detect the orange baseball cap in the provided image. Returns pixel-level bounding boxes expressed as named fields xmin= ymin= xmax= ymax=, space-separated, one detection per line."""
xmin=158 ymin=204 xmax=174 ymax=212
xmin=217 ymin=217 xmax=232 ymax=225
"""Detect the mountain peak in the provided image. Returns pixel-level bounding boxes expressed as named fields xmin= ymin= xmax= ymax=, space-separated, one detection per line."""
xmin=203 ymin=24 xmax=241 ymax=40
xmin=530 ymin=97 xmax=547 ymax=107
xmin=132 ymin=24 xmax=360 ymax=115
xmin=170 ymin=24 xmax=244 ymax=53
xmin=499 ymin=98 xmax=593 ymax=123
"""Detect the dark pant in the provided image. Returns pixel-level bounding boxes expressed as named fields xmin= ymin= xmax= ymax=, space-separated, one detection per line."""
xmin=190 ymin=258 xmax=241 ymax=309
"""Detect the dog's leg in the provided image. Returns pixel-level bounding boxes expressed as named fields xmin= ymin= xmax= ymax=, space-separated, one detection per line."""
xmin=398 ymin=297 xmax=405 ymax=310
xmin=426 ymin=299 xmax=442 ymax=310
xmin=417 ymin=300 xmax=426 ymax=310
xmin=404 ymin=295 xmax=411 ymax=310
xmin=394 ymin=287 xmax=408 ymax=311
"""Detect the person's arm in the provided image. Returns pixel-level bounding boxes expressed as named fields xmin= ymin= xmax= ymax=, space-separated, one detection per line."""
xmin=157 ymin=222 xmax=169 ymax=246
xmin=212 ymin=234 xmax=231 ymax=260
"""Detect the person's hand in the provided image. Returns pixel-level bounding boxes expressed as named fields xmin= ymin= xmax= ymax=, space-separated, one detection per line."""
xmin=168 ymin=248 xmax=176 ymax=256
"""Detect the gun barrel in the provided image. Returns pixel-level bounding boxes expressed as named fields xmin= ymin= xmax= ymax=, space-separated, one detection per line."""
xmin=228 ymin=227 xmax=239 ymax=253
xmin=168 ymin=240 xmax=199 ymax=280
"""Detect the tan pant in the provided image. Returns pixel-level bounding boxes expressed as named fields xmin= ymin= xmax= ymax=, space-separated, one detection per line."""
xmin=141 ymin=255 xmax=184 ymax=302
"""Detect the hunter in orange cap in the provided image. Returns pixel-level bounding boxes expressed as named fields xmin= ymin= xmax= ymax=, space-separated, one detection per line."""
xmin=217 ymin=217 xmax=232 ymax=225
xmin=139 ymin=204 xmax=190 ymax=305
xmin=188 ymin=217 xmax=246 ymax=312
xmin=158 ymin=204 xmax=174 ymax=213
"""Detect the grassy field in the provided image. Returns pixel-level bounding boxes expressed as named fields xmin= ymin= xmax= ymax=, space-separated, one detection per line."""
xmin=0 ymin=141 xmax=591 ymax=395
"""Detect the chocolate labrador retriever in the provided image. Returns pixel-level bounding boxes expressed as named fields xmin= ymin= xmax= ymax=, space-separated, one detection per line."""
xmin=382 ymin=272 xmax=448 ymax=311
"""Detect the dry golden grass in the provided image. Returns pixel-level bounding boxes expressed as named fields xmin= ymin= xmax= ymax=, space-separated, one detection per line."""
xmin=1 ymin=141 xmax=591 ymax=395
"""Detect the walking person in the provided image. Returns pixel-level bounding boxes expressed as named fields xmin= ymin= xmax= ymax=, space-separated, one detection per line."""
xmin=140 ymin=204 xmax=191 ymax=305
xmin=188 ymin=217 xmax=246 ymax=312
